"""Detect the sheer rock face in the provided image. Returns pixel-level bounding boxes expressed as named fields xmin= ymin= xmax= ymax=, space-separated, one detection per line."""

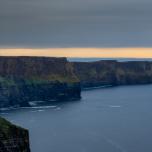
xmin=0 ymin=57 xmax=81 ymax=108
xmin=1 ymin=57 xmax=152 ymax=108
xmin=73 ymin=60 xmax=152 ymax=88
xmin=0 ymin=57 xmax=78 ymax=82
xmin=0 ymin=117 xmax=30 ymax=152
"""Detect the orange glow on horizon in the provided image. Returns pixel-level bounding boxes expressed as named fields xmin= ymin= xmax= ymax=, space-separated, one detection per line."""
xmin=0 ymin=48 xmax=152 ymax=58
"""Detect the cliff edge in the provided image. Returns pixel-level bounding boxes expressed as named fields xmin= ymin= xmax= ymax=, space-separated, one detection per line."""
xmin=0 ymin=116 xmax=30 ymax=152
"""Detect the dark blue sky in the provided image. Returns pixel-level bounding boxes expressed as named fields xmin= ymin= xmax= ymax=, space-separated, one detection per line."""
xmin=0 ymin=0 xmax=152 ymax=48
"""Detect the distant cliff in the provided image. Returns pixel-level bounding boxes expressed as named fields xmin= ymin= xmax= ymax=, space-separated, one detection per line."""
xmin=1 ymin=57 xmax=152 ymax=108
xmin=0 ymin=116 xmax=30 ymax=152
xmin=0 ymin=57 xmax=81 ymax=108
xmin=73 ymin=60 xmax=152 ymax=88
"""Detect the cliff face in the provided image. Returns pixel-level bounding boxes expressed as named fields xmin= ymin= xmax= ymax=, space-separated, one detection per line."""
xmin=0 ymin=57 xmax=78 ymax=82
xmin=73 ymin=60 xmax=152 ymax=88
xmin=0 ymin=57 xmax=81 ymax=108
xmin=0 ymin=116 xmax=30 ymax=152
xmin=1 ymin=57 xmax=152 ymax=108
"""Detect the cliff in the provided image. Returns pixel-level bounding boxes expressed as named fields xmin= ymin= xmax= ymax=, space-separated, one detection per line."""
xmin=73 ymin=60 xmax=152 ymax=88
xmin=0 ymin=57 xmax=81 ymax=108
xmin=0 ymin=116 xmax=30 ymax=152
xmin=1 ymin=57 xmax=152 ymax=108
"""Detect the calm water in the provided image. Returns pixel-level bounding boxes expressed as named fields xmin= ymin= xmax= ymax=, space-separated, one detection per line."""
xmin=1 ymin=85 xmax=152 ymax=152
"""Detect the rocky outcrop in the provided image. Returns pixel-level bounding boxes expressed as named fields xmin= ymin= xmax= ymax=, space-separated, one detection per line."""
xmin=0 ymin=57 xmax=81 ymax=108
xmin=73 ymin=60 xmax=152 ymax=88
xmin=0 ymin=116 xmax=30 ymax=152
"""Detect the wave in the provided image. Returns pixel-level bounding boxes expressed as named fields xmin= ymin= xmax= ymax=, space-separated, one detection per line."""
xmin=109 ymin=105 xmax=121 ymax=108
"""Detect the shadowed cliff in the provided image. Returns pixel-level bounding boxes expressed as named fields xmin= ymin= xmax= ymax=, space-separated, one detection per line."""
xmin=0 ymin=116 xmax=30 ymax=152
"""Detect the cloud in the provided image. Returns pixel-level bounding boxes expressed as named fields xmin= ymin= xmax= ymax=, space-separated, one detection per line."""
xmin=0 ymin=0 xmax=152 ymax=47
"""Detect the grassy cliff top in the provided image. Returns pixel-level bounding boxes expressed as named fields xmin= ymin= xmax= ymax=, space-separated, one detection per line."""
xmin=0 ymin=116 xmax=28 ymax=138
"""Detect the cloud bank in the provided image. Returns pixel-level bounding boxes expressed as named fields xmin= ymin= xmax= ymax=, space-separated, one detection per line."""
xmin=0 ymin=0 xmax=152 ymax=47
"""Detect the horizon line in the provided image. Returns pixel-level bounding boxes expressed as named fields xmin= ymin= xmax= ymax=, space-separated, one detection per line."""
xmin=0 ymin=48 xmax=152 ymax=58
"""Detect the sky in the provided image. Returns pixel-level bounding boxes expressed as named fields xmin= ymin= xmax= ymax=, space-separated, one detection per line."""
xmin=0 ymin=0 xmax=152 ymax=57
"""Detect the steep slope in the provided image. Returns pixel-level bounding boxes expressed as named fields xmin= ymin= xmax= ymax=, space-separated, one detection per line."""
xmin=0 ymin=116 xmax=30 ymax=152
xmin=73 ymin=60 xmax=152 ymax=88
xmin=0 ymin=57 xmax=81 ymax=108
